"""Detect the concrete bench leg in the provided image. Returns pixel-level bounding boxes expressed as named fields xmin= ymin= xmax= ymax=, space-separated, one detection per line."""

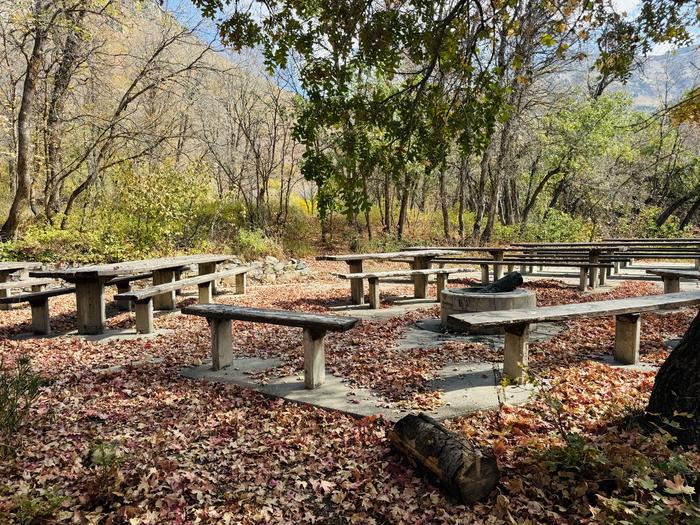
xmin=30 ymin=299 xmax=50 ymax=335
xmin=614 ymin=313 xmax=640 ymax=365
xmin=303 ymin=328 xmax=326 ymax=389
xmin=116 ymin=283 xmax=133 ymax=311
xmin=599 ymin=268 xmax=607 ymax=286
xmin=348 ymin=261 xmax=364 ymax=305
xmin=211 ymin=318 xmax=233 ymax=370
xmin=75 ymin=279 xmax=106 ymax=335
xmin=235 ymin=273 xmax=246 ymax=295
xmin=579 ymin=268 xmax=588 ymax=291
xmin=152 ymin=270 xmax=176 ymax=310
xmin=412 ymin=256 xmax=430 ymax=299
xmin=503 ymin=323 xmax=530 ymax=384
xmin=613 ymin=261 xmax=620 ymax=274
xmin=198 ymin=282 xmax=213 ymax=304
xmin=436 ymin=273 xmax=448 ymax=299
xmin=663 ymin=276 xmax=680 ymax=294
xmin=528 ymin=265 xmax=534 ymax=274
xmin=480 ymin=265 xmax=490 ymax=285
xmin=520 ymin=265 xmax=527 ymax=275
xmin=695 ymin=258 xmax=700 ymax=271
xmin=368 ymin=277 xmax=380 ymax=309
xmin=134 ymin=299 xmax=154 ymax=334
xmin=588 ymin=267 xmax=598 ymax=289
xmin=507 ymin=264 xmax=515 ymax=273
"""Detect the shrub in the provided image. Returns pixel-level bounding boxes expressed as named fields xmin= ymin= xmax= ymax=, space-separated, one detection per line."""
xmin=232 ymin=229 xmax=284 ymax=260
xmin=0 ymin=355 xmax=43 ymax=456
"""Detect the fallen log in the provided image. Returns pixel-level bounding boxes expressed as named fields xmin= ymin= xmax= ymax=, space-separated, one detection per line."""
xmin=480 ymin=271 xmax=523 ymax=293
xmin=387 ymin=413 xmax=499 ymax=503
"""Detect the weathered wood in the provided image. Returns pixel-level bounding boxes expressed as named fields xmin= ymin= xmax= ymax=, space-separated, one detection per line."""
xmin=303 ymin=328 xmax=326 ymax=389
xmin=436 ymin=273 xmax=448 ymax=297
xmin=434 ymin=258 xmax=612 ymax=268
xmin=0 ymin=262 xmax=42 ymax=272
xmin=115 ymin=268 xmax=250 ymax=302
xmin=662 ymin=277 xmax=681 ymax=294
xmin=199 ymin=261 xmax=218 ymax=294
xmin=490 ymin=250 xmax=504 ymax=280
xmin=211 ymin=318 xmax=233 ymax=370
xmin=504 ymin=323 xmax=529 ymax=383
xmin=480 ymin=265 xmax=490 ymax=285
xmin=579 ymin=267 xmax=588 ymax=292
xmin=614 ymin=314 xmax=640 ymax=364
xmin=388 ymin=413 xmax=499 ymax=503
xmin=105 ymin=272 xmax=153 ymax=286
xmin=30 ymin=254 xmax=232 ymax=280
xmin=134 ymin=300 xmax=154 ymax=334
xmin=449 ymin=290 xmax=700 ymax=329
xmin=198 ymin=282 xmax=213 ymax=304
xmin=235 ymin=272 xmax=246 ymax=295
xmin=368 ymin=277 xmax=380 ymax=309
xmin=0 ymin=286 xmax=75 ymax=304
xmin=316 ymin=249 xmax=461 ymax=262
xmin=349 ymin=260 xmax=364 ymax=305
xmin=412 ymin=256 xmax=431 ymax=298
xmin=182 ymin=304 xmax=361 ymax=332
xmin=0 ymin=272 xmax=10 ymax=311
xmin=332 ymin=267 xmax=473 ymax=280
xmin=0 ymin=278 xmax=55 ymax=291
xmin=75 ymin=280 xmax=105 ymax=335
xmin=152 ymin=269 xmax=176 ymax=310
xmin=30 ymin=299 xmax=51 ymax=335
xmin=479 ymin=271 xmax=522 ymax=293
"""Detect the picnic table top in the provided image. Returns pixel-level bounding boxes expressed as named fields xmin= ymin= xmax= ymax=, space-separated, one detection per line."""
xmin=0 ymin=262 xmax=42 ymax=273
xmin=513 ymin=241 xmax=700 ymax=248
xmin=449 ymin=290 xmax=700 ymax=329
xmin=646 ymin=269 xmax=700 ymax=279
xmin=407 ymin=246 xmax=524 ymax=252
xmin=315 ymin=249 xmax=461 ymax=262
xmin=30 ymin=254 xmax=233 ymax=280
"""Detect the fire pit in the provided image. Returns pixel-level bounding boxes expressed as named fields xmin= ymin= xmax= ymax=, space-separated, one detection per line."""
xmin=440 ymin=273 xmax=536 ymax=334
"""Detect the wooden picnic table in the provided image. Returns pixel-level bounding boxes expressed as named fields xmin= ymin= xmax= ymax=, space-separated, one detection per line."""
xmin=0 ymin=262 xmax=43 ymax=310
xmin=317 ymin=249 xmax=460 ymax=304
xmin=31 ymin=254 xmax=233 ymax=334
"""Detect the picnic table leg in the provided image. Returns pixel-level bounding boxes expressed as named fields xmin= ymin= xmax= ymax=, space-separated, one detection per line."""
xmin=588 ymin=252 xmax=600 ymax=289
xmin=613 ymin=261 xmax=620 ymax=274
xmin=491 ymin=251 xmax=504 ymax=280
xmin=368 ymin=277 xmax=380 ymax=309
xmin=503 ymin=323 xmax=530 ymax=384
xmin=198 ymin=282 xmax=213 ymax=304
xmin=30 ymin=298 xmax=51 ymax=335
xmin=480 ymin=264 xmax=490 ymax=285
xmin=663 ymin=276 xmax=681 ymax=294
xmin=303 ymin=328 xmax=326 ymax=389
xmin=115 ymin=282 xmax=133 ymax=311
xmin=436 ymin=273 xmax=448 ymax=299
xmin=235 ymin=272 xmax=246 ymax=295
xmin=152 ymin=269 xmax=176 ymax=310
xmin=0 ymin=272 xmax=11 ymax=311
xmin=211 ymin=318 xmax=233 ymax=370
xmin=614 ymin=314 xmax=640 ymax=365
xmin=507 ymin=264 xmax=515 ymax=273
xmin=599 ymin=267 xmax=607 ymax=286
xmin=412 ymin=256 xmax=430 ymax=299
xmin=75 ymin=279 xmax=106 ymax=335
xmin=695 ymin=258 xmax=700 ymax=271
xmin=199 ymin=262 xmax=218 ymax=295
xmin=348 ymin=260 xmax=364 ymax=305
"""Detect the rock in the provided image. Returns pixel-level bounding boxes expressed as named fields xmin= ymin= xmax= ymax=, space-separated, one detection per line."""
xmin=264 ymin=255 xmax=279 ymax=264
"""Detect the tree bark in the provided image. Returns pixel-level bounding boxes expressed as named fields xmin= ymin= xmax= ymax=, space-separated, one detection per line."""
xmin=646 ymin=309 xmax=700 ymax=447
xmin=1 ymin=2 xmax=46 ymax=240
xmin=388 ymin=413 xmax=499 ymax=503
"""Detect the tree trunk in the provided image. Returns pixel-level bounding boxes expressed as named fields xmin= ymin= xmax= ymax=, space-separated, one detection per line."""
xmin=438 ymin=167 xmax=450 ymax=238
xmin=646 ymin=309 xmax=700 ymax=447
xmin=397 ymin=174 xmax=411 ymax=240
xmin=388 ymin=413 xmax=499 ymax=503
xmin=1 ymin=7 xmax=46 ymax=240
xmin=680 ymin=197 xmax=700 ymax=230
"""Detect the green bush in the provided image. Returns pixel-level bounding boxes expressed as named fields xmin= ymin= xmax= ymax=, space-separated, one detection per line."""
xmin=232 ymin=229 xmax=284 ymax=260
xmin=520 ymin=209 xmax=594 ymax=242
xmin=0 ymin=355 xmax=43 ymax=457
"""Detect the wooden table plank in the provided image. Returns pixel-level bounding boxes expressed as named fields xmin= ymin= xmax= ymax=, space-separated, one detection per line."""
xmin=449 ymin=291 xmax=700 ymax=329
xmin=316 ymin=249 xmax=461 ymax=262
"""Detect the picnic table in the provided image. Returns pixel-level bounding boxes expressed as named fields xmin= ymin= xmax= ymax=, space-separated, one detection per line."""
xmin=0 ymin=262 xmax=43 ymax=310
xmin=646 ymin=269 xmax=700 ymax=293
xmin=31 ymin=254 xmax=232 ymax=334
xmin=317 ymin=249 xmax=460 ymax=304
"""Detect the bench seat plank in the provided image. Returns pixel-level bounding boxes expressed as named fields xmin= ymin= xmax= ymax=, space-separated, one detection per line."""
xmin=115 ymin=267 xmax=249 ymax=302
xmin=449 ymin=291 xmax=700 ymax=329
xmin=0 ymin=278 xmax=55 ymax=290
xmin=106 ymin=272 xmax=153 ymax=286
xmin=646 ymin=269 xmax=700 ymax=279
xmin=182 ymin=304 xmax=360 ymax=332
xmin=0 ymin=286 xmax=76 ymax=305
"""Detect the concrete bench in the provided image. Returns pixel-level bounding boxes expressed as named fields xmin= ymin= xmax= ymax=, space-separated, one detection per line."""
xmin=0 ymin=286 xmax=76 ymax=335
xmin=106 ymin=272 xmax=153 ymax=311
xmin=646 ymin=269 xmax=700 ymax=293
xmin=182 ymin=304 xmax=361 ymax=389
xmin=448 ymin=290 xmax=700 ymax=384
xmin=332 ymin=267 xmax=473 ymax=308
xmin=0 ymin=278 xmax=55 ymax=293
xmin=114 ymin=267 xmax=249 ymax=334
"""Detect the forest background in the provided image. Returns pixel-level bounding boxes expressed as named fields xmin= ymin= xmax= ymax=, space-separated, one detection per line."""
xmin=1 ymin=0 xmax=699 ymax=264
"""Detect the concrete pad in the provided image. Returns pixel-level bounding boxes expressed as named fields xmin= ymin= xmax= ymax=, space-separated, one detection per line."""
xmin=330 ymin=300 xmax=438 ymax=320
xmin=592 ymin=355 xmax=658 ymax=372
xmin=180 ymin=357 xmax=283 ymax=388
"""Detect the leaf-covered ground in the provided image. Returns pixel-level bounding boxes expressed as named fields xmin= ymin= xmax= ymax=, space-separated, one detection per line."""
xmin=1 ymin=265 xmax=699 ymax=523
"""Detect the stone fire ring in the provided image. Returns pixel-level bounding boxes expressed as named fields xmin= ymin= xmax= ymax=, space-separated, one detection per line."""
xmin=440 ymin=287 xmax=537 ymax=335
